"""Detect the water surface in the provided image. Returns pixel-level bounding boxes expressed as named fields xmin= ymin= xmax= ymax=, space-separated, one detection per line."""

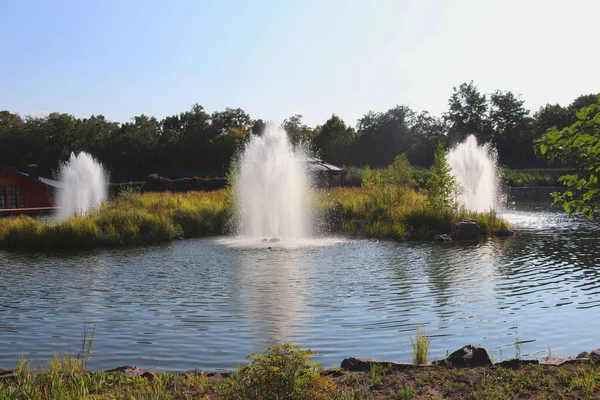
xmin=1 ymin=193 xmax=599 ymax=371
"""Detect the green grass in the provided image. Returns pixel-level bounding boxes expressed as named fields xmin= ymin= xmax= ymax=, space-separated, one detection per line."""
xmin=3 ymin=343 xmax=600 ymax=399
xmin=0 ymin=185 xmax=509 ymax=251
xmin=500 ymin=168 xmax=573 ymax=187
xmin=317 ymin=185 xmax=509 ymax=241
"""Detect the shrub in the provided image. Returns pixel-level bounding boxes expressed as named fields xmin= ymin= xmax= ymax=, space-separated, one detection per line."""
xmin=229 ymin=343 xmax=336 ymax=400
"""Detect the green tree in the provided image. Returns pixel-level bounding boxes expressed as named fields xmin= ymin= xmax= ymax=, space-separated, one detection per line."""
xmin=281 ymin=114 xmax=314 ymax=147
xmin=445 ymin=81 xmax=490 ymax=144
xmin=356 ymin=105 xmax=415 ymax=167
xmin=488 ymin=90 xmax=533 ymax=165
xmin=385 ymin=153 xmax=414 ymax=187
xmin=408 ymin=111 xmax=447 ymax=166
xmin=426 ymin=143 xmax=457 ymax=210
xmin=537 ymin=94 xmax=600 ymax=218
xmin=313 ymin=114 xmax=358 ymax=165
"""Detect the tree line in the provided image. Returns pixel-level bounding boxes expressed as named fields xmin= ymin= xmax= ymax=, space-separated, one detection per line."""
xmin=0 ymin=82 xmax=597 ymax=180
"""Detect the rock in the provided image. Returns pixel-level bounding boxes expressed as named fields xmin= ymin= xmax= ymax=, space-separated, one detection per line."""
xmin=341 ymin=357 xmax=416 ymax=372
xmin=0 ymin=367 xmax=15 ymax=379
xmin=576 ymin=351 xmax=589 ymax=359
xmin=453 ymin=219 xmax=481 ymax=241
xmin=495 ymin=228 xmax=514 ymax=237
xmin=495 ymin=358 xmax=539 ymax=369
xmin=590 ymin=349 xmax=600 ymax=363
xmin=142 ymin=368 xmax=160 ymax=379
xmin=433 ymin=234 xmax=452 ymax=242
xmin=435 ymin=345 xmax=492 ymax=367
xmin=541 ymin=357 xmax=586 ymax=366
xmin=106 ymin=365 xmax=145 ymax=377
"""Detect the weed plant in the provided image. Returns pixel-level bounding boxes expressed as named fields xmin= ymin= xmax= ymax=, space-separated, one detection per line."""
xmin=410 ymin=326 xmax=430 ymax=365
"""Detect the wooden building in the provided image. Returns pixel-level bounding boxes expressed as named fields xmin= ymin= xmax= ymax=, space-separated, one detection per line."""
xmin=0 ymin=164 xmax=60 ymax=216
xmin=305 ymin=156 xmax=347 ymax=187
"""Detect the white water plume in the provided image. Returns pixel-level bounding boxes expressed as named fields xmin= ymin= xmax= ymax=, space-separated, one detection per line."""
xmin=55 ymin=152 xmax=108 ymax=220
xmin=447 ymin=135 xmax=501 ymax=212
xmin=234 ymin=124 xmax=313 ymax=240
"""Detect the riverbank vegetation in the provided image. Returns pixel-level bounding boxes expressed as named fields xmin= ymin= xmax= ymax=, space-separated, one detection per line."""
xmin=0 ymin=184 xmax=508 ymax=251
xmin=2 ymin=343 xmax=599 ymax=399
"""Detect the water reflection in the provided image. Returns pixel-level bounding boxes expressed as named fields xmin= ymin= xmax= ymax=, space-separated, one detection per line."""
xmin=230 ymin=246 xmax=311 ymax=343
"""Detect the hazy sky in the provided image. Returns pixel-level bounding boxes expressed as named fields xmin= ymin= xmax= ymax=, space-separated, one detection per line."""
xmin=2 ymin=0 xmax=599 ymax=127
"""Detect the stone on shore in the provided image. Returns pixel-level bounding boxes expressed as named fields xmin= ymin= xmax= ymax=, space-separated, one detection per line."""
xmin=453 ymin=219 xmax=481 ymax=241
xmin=435 ymin=344 xmax=492 ymax=367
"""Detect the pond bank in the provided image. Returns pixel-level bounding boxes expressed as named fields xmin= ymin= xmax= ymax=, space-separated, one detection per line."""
xmin=2 ymin=344 xmax=599 ymax=399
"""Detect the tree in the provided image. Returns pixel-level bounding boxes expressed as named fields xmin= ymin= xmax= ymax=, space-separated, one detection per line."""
xmin=408 ymin=111 xmax=447 ymax=166
xmin=313 ymin=114 xmax=358 ymax=165
xmin=281 ymin=114 xmax=314 ymax=147
xmin=385 ymin=153 xmax=414 ymax=187
xmin=488 ymin=90 xmax=532 ymax=165
xmin=445 ymin=81 xmax=490 ymax=145
xmin=356 ymin=105 xmax=415 ymax=167
xmin=426 ymin=143 xmax=457 ymax=211
xmin=533 ymin=103 xmax=571 ymax=135
xmin=537 ymin=94 xmax=600 ymax=218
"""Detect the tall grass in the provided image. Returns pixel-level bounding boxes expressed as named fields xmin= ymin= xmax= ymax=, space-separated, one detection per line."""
xmin=410 ymin=325 xmax=430 ymax=365
xmin=0 ymin=190 xmax=231 ymax=251
xmin=0 ymin=185 xmax=509 ymax=251
xmin=316 ymin=185 xmax=509 ymax=241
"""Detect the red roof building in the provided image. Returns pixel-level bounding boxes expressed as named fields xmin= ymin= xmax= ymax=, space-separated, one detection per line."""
xmin=0 ymin=164 xmax=60 ymax=216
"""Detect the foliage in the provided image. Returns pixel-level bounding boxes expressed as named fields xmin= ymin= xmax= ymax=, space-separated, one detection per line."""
xmin=410 ymin=326 xmax=430 ymax=365
xmin=445 ymin=81 xmax=489 ymax=144
xmin=226 ymin=343 xmax=336 ymax=400
xmin=425 ymin=143 xmax=458 ymax=211
xmin=361 ymin=166 xmax=384 ymax=188
xmin=1 ymin=87 xmax=598 ymax=180
xmin=384 ymin=153 xmax=414 ymax=187
xmin=537 ymin=94 xmax=600 ymax=218
xmin=500 ymin=167 xmax=573 ymax=187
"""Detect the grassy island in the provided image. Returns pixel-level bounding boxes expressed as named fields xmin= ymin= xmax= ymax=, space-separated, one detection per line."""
xmin=0 ymin=185 xmax=509 ymax=252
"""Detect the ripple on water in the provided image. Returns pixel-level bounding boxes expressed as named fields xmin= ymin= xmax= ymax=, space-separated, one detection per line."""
xmin=0 ymin=206 xmax=599 ymax=370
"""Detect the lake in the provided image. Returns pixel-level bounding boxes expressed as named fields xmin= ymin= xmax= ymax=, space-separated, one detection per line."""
xmin=1 ymin=189 xmax=599 ymax=371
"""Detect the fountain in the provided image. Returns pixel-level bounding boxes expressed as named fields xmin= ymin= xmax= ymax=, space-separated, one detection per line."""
xmin=55 ymin=152 xmax=108 ymax=220
xmin=233 ymin=124 xmax=312 ymax=241
xmin=447 ymin=135 xmax=501 ymax=212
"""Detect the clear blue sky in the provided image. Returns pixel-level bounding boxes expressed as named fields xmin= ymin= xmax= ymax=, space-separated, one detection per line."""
xmin=1 ymin=0 xmax=599 ymax=127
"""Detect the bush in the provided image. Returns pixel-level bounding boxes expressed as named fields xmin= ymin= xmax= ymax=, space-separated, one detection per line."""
xmin=225 ymin=344 xmax=335 ymax=400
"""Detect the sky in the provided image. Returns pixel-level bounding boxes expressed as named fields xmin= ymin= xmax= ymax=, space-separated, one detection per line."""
xmin=1 ymin=0 xmax=599 ymax=127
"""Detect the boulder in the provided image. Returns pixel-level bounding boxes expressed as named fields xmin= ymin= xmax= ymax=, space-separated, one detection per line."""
xmin=495 ymin=228 xmax=514 ymax=238
xmin=576 ymin=351 xmax=589 ymax=359
xmin=341 ymin=357 xmax=416 ymax=372
xmin=541 ymin=357 xmax=586 ymax=366
xmin=453 ymin=219 xmax=481 ymax=241
xmin=590 ymin=349 xmax=600 ymax=363
xmin=435 ymin=345 xmax=492 ymax=367
xmin=106 ymin=365 xmax=145 ymax=377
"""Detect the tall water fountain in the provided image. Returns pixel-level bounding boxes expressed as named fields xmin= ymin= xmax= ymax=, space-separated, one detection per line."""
xmin=447 ymin=135 xmax=501 ymax=212
xmin=234 ymin=124 xmax=312 ymax=240
xmin=55 ymin=152 xmax=108 ymax=220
